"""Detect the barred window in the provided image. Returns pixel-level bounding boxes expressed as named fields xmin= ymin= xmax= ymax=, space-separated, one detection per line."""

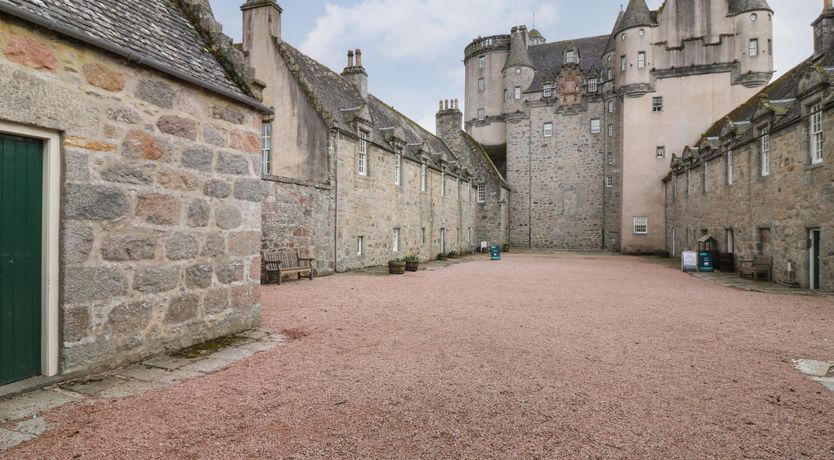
xmin=633 ymin=217 xmax=648 ymax=235
xmin=652 ymin=97 xmax=663 ymax=112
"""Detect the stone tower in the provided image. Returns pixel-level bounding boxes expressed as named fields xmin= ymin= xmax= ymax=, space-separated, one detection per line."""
xmin=462 ymin=0 xmax=775 ymax=253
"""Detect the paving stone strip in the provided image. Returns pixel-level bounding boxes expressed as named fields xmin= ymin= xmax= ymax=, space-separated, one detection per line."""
xmin=0 ymin=329 xmax=284 ymax=450
xmin=793 ymin=359 xmax=834 ymax=392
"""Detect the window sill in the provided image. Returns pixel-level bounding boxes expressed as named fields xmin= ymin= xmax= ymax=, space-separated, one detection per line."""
xmin=806 ymin=161 xmax=825 ymax=170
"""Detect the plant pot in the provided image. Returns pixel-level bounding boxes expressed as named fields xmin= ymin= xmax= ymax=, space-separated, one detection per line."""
xmin=405 ymin=261 xmax=420 ymax=272
xmin=437 ymin=255 xmax=447 ymax=261
xmin=388 ymin=261 xmax=406 ymax=275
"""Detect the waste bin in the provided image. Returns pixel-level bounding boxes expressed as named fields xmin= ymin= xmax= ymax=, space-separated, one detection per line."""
xmin=699 ymin=251 xmax=715 ymax=272
xmin=490 ymin=244 xmax=501 ymax=261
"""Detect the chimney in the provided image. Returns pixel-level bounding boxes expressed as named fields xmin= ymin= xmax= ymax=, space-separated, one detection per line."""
xmin=342 ymin=48 xmax=369 ymax=99
xmin=436 ymin=97 xmax=463 ymax=147
xmin=242 ymin=0 xmax=283 ymax=54
xmin=813 ymin=0 xmax=834 ymax=58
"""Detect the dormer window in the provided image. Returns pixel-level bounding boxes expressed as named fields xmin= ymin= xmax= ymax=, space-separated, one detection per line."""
xmin=565 ymin=50 xmax=577 ymax=64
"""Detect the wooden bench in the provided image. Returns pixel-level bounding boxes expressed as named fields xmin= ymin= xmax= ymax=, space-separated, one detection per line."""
xmin=739 ymin=255 xmax=772 ymax=281
xmin=263 ymin=250 xmax=314 ymax=285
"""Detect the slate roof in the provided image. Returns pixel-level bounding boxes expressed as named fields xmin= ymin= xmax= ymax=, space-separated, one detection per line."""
xmin=503 ymin=30 xmax=535 ymax=71
xmin=616 ymin=0 xmax=657 ymax=34
xmin=278 ymin=43 xmax=461 ymax=170
xmin=728 ymin=0 xmax=773 ymax=15
xmin=604 ymin=11 xmax=625 ymax=54
xmin=0 ymin=0 xmax=250 ymax=100
xmin=528 ymin=35 xmax=608 ymax=92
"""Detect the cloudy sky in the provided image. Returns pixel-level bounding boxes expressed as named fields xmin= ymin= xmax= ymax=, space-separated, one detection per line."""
xmin=210 ymin=0 xmax=821 ymax=132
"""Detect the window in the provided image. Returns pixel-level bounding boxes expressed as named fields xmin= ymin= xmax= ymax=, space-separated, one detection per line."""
xmin=261 ymin=120 xmax=272 ymax=175
xmin=421 ymin=227 xmax=426 ymax=245
xmin=394 ymin=153 xmax=402 ymax=185
xmin=606 ymin=176 xmax=613 ymax=188
xmin=566 ymin=50 xmax=576 ymax=64
xmin=811 ymin=104 xmax=823 ymax=164
xmin=725 ymin=229 xmax=735 ymax=254
xmin=441 ymin=172 xmax=446 ymax=196
xmin=477 ymin=184 xmax=486 ymax=203
xmin=590 ymin=119 xmax=601 ymax=134
xmin=440 ymin=228 xmax=446 ymax=253
xmin=638 ymin=51 xmax=646 ymax=68
xmin=638 ymin=29 xmax=645 ymax=37
xmin=477 ymin=108 xmax=485 ymax=121
xmin=726 ymin=151 xmax=734 ymax=185
xmin=633 ymin=217 xmax=648 ymax=235
xmin=358 ymin=131 xmax=368 ymax=176
xmin=544 ymin=122 xmax=554 ymax=137
xmin=652 ymin=97 xmax=663 ymax=112
xmin=478 ymin=78 xmax=485 ymax=91
xmin=607 ymin=152 xmax=614 ymax=165
xmin=760 ymin=128 xmax=770 ymax=176
xmin=479 ymin=55 xmax=485 ymax=68
xmin=420 ymin=164 xmax=427 ymax=192
xmin=392 ymin=228 xmax=400 ymax=252
xmin=768 ymin=39 xmax=772 ymax=55
xmin=543 ymin=84 xmax=553 ymax=98
xmin=656 ymin=146 xmax=665 ymax=159
xmin=588 ymin=79 xmax=597 ymax=93
xmin=749 ymin=39 xmax=759 ymax=57
xmin=514 ymin=86 xmax=521 ymax=100
xmin=608 ymin=100 xmax=615 ymax=113
xmin=607 ymin=68 xmax=613 ymax=80
xmin=620 ymin=56 xmax=626 ymax=71
xmin=703 ymin=162 xmax=709 ymax=192
xmin=357 ymin=236 xmax=364 ymax=256
xmin=608 ymin=124 xmax=614 ymax=137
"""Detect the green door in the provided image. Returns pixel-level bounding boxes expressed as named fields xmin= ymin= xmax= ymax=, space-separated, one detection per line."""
xmin=0 ymin=134 xmax=43 ymax=385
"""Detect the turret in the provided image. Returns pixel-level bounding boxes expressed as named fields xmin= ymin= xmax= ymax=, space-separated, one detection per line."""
xmin=502 ymin=26 xmax=535 ymax=114
xmin=463 ymin=34 xmax=511 ymax=146
xmin=731 ymin=0 xmax=774 ymax=87
xmin=813 ymin=0 xmax=834 ymax=59
xmin=614 ymin=0 xmax=655 ymax=95
xmin=528 ymin=29 xmax=546 ymax=46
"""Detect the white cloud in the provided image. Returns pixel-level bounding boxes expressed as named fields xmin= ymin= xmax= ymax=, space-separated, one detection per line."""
xmin=300 ymin=0 xmax=559 ymax=70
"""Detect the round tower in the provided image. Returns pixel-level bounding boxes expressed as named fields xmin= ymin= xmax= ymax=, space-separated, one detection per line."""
xmin=502 ymin=26 xmax=535 ymax=115
xmin=464 ymin=33 xmax=510 ymax=147
xmin=732 ymin=1 xmax=774 ymax=88
xmin=614 ymin=0 xmax=655 ymax=95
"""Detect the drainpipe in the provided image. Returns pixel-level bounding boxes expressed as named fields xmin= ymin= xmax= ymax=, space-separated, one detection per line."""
xmin=527 ymin=115 xmax=533 ymax=249
xmin=331 ymin=129 xmax=339 ymax=273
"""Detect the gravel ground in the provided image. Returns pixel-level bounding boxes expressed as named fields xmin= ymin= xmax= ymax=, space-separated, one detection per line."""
xmin=7 ymin=253 xmax=834 ymax=459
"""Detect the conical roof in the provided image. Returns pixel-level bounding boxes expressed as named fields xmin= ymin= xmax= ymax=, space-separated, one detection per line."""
xmin=604 ymin=10 xmax=625 ymax=53
xmin=728 ymin=0 xmax=772 ymax=15
xmin=615 ymin=0 xmax=655 ymax=35
xmin=529 ymin=29 xmax=543 ymax=38
xmin=503 ymin=28 xmax=534 ymax=71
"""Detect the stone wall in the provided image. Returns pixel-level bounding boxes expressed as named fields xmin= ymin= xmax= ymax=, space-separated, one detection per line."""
xmin=0 ymin=18 xmax=263 ymax=373
xmin=335 ymin=133 xmax=473 ymax=271
xmin=261 ymin=177 xmax=336 ymax=275
xmin=665 ymin=109 xmax=834 ymax=290
xmin=506 ymin=98 xmax=606 ymax=250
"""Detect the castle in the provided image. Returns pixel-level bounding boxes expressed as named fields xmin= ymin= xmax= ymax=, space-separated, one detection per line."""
xmin=464 ymin=0 xmax=775 ymax=253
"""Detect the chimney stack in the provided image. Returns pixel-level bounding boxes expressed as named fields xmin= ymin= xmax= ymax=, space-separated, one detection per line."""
xmin=342 ymin=48 xmax=368 ymax=99
xmin=242 ymin=0 xmax=283 ymax=54
xmin=813 ymin=0 xmax=834 ymax=58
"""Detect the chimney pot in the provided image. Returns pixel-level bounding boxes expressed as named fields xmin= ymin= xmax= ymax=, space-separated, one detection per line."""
xmin=355 ymin=49 xmax=363 ymax=67
xmin=454 ymin=99 xmax=459 ymax=110
xmin=347 ymin=50 xmax=354 ymax=67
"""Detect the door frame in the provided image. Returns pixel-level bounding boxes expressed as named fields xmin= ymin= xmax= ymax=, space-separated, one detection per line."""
xmin=0 ymin=121 xmax=60 ymax=378
xmin=809 ymin=228 xmax=821 ymax=291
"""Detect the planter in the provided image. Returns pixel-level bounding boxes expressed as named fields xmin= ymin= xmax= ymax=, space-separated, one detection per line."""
xmin=405 ymin=261 xmax=420 ymax=272
xmin=436 ymin=254 xmax=447 ymax=261
xmin=388 ymin=261 xmax=406 ymax=275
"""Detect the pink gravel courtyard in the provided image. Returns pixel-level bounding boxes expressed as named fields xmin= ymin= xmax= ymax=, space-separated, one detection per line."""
xmin=7 ymin=252 xmax=834 ymax=458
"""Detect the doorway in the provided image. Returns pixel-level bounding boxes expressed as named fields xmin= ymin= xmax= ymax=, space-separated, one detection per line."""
xmin=809 ymin=229 xmax=821 ymax=290
xmin=0 ymin=134 xmax=43 ymax=385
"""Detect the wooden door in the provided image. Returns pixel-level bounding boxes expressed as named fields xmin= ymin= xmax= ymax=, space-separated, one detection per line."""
xmin=0 ymin=134 xmax=43 ymax=385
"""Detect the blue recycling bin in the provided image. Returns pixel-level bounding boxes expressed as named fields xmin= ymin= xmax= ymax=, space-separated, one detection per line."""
xmin=490 ymin=244 xmax=501 ymax=261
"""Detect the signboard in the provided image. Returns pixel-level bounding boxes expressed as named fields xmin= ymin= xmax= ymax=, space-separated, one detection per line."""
xmin=681 ymin=251 xmax=698 ymax=272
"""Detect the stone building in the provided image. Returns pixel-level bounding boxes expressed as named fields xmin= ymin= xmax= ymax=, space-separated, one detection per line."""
xmin=665 ymin=1 xmax=834 ymax=291
xmin=241 ymin=0 xmax=509 ymax=272
xmin=464 ymin=0 xmax=774 ymax=253
xmin=0 ymin=0 xmax=269 ymax=386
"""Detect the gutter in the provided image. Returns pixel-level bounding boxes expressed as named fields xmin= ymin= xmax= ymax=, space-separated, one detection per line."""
xmin=0 ymin=2 xmax=273 ymax=115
